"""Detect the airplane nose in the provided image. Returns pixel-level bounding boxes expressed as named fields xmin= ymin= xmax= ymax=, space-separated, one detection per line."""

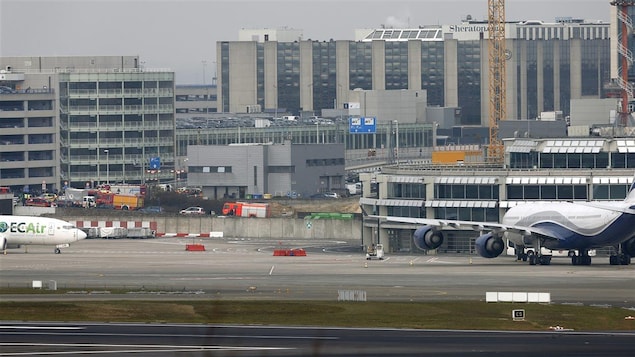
xmin=78 ymin=229 xmax=87 ymax=240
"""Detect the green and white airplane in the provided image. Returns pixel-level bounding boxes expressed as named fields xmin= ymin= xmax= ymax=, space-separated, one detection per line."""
xmin=0 ymin=215 xmax=87 ymax=254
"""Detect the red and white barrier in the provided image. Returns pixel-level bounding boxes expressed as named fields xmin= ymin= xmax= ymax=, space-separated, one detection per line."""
xmin=72 ymin=220 xmax=157 ymax=231
xmin=71 ymin=221 xmax=222 ymax=238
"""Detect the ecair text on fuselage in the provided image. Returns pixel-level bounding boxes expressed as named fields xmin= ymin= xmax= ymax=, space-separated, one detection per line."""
xmin=0 ymin=221 xmax=47 ymax=234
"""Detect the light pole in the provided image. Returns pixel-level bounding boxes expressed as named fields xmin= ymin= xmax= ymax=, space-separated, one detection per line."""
xmin=395 ymin=120 xmax=399 ymax=156
xmin=272 ymin=84 xmax=278 ymax=119
xmin=202 ymin=60 xmax=207 ymax=85
xmin=337 ymin=84 xmax=343 ymax=122
xmin=104 ymin=149 xmax=109 ymax=185
xmin=211 ymin=61 xmax=217 ymax=86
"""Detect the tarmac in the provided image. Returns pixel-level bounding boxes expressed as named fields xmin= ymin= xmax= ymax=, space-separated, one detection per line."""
xmin=1 ymin=237 xmax=634 ymax=308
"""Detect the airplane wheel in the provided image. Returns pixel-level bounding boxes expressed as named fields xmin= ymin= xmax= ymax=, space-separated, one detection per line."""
xmin=539 ymin=255 xmax=551 ymax=265
xmin=610 ymin=255 xmax=619 ymax=265
xmin=54 ymin=248 xmax=61 ymax=254
xmin=528 ymin=255 xmax=537 ymax=265
xmin=571 ymin=255 xmax=579 ymax=265
xmin=620 ymin=254 xmax=631 ymax=265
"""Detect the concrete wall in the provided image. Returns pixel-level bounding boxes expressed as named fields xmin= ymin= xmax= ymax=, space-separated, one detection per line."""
xmin=570 ymin=98 xmax=617 ymax=126
xmin=61 ymin=215 xmax=362 ymax=242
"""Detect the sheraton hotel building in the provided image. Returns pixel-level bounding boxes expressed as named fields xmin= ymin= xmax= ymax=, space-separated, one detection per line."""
xmin=218 ymin=17 xmax=610 ymax=126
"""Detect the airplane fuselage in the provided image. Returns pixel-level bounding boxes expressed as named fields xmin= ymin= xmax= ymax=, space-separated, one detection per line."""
xmin=0 ymin=215 xmax=86 ymax=249
xmin=502 ymin=202 xmax=635 ymax=250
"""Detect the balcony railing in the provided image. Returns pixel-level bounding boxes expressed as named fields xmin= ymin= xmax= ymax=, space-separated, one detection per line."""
xmin=61 ymin=120 xmax=174 ymax=132
xmin=67 ymin=88 xmax=174 ymax=98
xmin=66 ymin=104 xmax=173 ymax=114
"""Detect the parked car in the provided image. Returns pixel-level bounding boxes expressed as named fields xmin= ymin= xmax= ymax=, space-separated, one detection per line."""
xmin=25 ymin=197 xmax=53 ymax=207
xmin=323 ymin=192 xmax=339 ymax=199
xmin=138 ymin=206 xmax=164 ymax=214
xmin=41 ymin=193 xmax=58 ymax=202
xmin=179 ymin=206 xmax=205 ymax=215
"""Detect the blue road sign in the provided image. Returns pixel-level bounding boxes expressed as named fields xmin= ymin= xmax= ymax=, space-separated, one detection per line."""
xmin=149 ymin=157 xmax=161 ymax=170
xmin=349 ymin=117 xmax=376 ymax=134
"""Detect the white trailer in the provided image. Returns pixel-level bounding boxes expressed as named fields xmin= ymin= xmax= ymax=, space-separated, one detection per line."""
xmin=366 ymin=244 xmax=384 ymax=260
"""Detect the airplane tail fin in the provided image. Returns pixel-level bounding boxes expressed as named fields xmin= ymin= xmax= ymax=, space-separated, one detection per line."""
xmin=627 ymin=174 xmax=635 ymax=203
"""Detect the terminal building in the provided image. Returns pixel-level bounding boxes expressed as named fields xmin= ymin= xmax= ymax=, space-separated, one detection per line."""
xmin=358 ymin=137 xmax=635 ymax=254
xmin=0 ymin=56 xmax=176 ymax=193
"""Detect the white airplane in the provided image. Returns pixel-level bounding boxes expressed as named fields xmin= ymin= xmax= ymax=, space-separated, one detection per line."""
xmin=385 ymin=177 xmax=635 ymax=266
xmin=0 ymin=215 xmax=87 ymax=254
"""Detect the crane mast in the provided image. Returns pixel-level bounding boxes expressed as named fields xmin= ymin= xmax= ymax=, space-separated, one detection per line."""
xmin=611 ymin=0 xmax=635 ymax=126
xmin=487 ymin=0 xmax=506 ymax=163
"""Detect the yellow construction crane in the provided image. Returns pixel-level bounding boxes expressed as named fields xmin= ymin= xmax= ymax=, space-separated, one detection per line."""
xmin=487 ymin=0 xmax=506 ymax=163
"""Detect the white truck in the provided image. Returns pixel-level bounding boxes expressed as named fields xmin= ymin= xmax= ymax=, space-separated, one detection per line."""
xmin=366 ymin=244 xmax=384 ymax=260
xmin=346 ymin=182 xmax=362 ymax=195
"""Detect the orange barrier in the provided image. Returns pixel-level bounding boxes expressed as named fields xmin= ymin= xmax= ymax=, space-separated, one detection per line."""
xmin=273 ymin=248 xmax=306 ymax=256
xmin=185 ymin=244 xmax=206 ymax=251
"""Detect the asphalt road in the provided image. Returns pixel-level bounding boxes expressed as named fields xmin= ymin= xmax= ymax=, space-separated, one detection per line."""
xmin=2 ymin=322 xmax=635 ymax=356
xmin=1 ymin=237 xmax=633 ymax=307
xmin=2 ymin=238 xmax=635 ymax=356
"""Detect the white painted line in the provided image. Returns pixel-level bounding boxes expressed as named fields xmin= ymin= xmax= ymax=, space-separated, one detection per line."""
xmin=0 ymin=326 xmax=84 ymax=330
xmin=269 ymin=265 xmax=275 ymax=275
xmin=0 ymin=343 xmax=290 ymax=355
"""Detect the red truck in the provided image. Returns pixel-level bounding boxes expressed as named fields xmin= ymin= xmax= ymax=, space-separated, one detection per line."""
xmin=93 ymin=191 xmax=144 ymax=210
xmin=222 ymin=202 xmax=271 ymax=218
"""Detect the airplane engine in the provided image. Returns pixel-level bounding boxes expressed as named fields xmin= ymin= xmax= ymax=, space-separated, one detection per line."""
xmin=413 ymin=226 xmax=444 ymax=250
xmin=475 ymin=233 xmax=505 ymax=259
xmin=622 ymin=237 xmax=635 ymax=256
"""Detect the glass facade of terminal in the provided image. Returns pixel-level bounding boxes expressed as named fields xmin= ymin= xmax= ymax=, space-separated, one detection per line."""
xmin=508 ymin=141 xmax=635 ymax=170
xmin=58 ymin=72 xmax=176 ymax=187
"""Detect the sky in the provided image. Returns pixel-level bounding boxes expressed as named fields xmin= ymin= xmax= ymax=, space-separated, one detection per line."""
xmin=1 ymin=0 xmax=611 ymax=84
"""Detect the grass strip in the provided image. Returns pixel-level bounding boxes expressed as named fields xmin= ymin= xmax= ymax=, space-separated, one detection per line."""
xmin=1 ymin=300 xmax=634 ymax=331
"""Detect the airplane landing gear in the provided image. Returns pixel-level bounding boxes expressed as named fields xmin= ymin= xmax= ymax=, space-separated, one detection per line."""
xmin=515 ymin=248 xmax=528 ymax=262
xmin=609 ymin=243 xmax=632 ymax=265
xmin=609 ymin=254 xmax=631 ymax=265
xmin=571 ymin=250 xmax=592 ymax=265
xmin=526 ymin=250 xmax=551 ymax=265
xmin=54 ymin=248 xmax=61 ymax=254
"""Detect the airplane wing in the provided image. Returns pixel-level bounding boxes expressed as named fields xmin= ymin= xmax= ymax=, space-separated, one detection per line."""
xmin=381 ymin=216 xmax=557 ymax=240
xmin=573 ymin=201 xmax=635 ymax=214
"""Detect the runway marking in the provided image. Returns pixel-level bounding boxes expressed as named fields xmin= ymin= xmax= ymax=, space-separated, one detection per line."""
xmin=0 ymin=326 xmax=84 ymax=330
xmin=269 ymin=265 xmax=275 ymax=275
xmin=424 ymin=257 xmax=459 ymax=264
xmin=0 ymin=343 xmax=290 ymax=355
